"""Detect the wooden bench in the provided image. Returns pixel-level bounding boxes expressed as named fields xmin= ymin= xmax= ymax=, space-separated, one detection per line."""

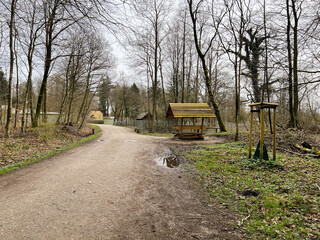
xmin=172 ymin=125 xmax=206 ymax=139
xmin=206 ymin=127 xmax=220 ymax=133
xmin=172 ymin=125 xmax=206 ymax=131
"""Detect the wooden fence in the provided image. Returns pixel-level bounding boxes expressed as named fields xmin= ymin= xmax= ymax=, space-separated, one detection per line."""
xmin=113 ymin=119 xmax=175 ymax=133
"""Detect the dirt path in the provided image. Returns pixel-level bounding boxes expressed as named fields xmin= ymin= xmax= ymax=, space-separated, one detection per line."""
xmin=0 ymin=125 xmax=240 ymax=239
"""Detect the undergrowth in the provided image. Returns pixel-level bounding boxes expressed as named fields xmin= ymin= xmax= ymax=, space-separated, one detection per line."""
xmin=184 ymin=142 xmax=320 ymax=239
xmin=0 ymin=125 xmax=101 ymax=175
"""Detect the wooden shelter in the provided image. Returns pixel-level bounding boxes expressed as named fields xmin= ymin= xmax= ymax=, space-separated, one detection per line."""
xmin=166 ymin=103 xmax=215 ymax=139
xmin=136 ymin=112 xmax=152 ymax=120
xmin=248 ymin=102 xmax=278 ymax=161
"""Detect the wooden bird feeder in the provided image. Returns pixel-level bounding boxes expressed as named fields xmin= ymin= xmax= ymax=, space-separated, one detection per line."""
xmin=248 ymin=102 xmax=279 ymax=161
xmin=166 ymin=103 xmax=215 ymax=139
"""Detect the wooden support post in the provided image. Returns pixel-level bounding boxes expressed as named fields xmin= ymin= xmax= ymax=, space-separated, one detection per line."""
xmin=200 ymin=117 xmax=204 ymax=137
xmin=175 ymin=118 xmax=178 ymax=134
xmin=180 ymin=118 xmax=183 ymax=136
xmin=273 ymin=109 xmax=277 ymax=161
xmin=260 ymin=108 xmax=264 ymax=161
xmin=193 ymin=118 xmax=195 ymax=133
xmin=249 ymin=107 xmax=253 ymax=158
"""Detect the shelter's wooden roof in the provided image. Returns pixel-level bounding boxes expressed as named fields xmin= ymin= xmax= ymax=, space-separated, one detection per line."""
xmin=166 ymin=103 xmax=215 ymax=118
xmin=136 ymin=112 xmax=152 ymax=120
xmin=248 ymin=102 xmax=279 ymax=108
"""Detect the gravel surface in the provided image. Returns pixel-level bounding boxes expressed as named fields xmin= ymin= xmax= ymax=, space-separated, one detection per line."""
xmin=0 ymin=125 xmax=241 ymax=239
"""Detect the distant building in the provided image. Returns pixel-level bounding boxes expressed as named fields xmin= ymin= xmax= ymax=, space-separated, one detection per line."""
xmin=88 ymin=110 xmax=103 ymax=120
xmin=136 ymin=112 xmax=152 ymax=120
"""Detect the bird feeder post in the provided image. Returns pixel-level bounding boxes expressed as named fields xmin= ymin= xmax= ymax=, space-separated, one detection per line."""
xmin=248 ymin=102 xmax=278 ymax=161
xmin=249 ymin=107 xmax=253 ymax=159
xmin=200 ymin=117 xmax=204 ymax=137
xmin=273 ymin=109 xmax=277 ymax=161
xmin=260 ymin=107 xmax=264 ymax=161
xmin=180 ymin=117 xmax=184 ymax=137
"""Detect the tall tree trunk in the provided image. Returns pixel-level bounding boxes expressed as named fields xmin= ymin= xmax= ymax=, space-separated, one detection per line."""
xmin=159 ymin=47 xmax=166 ymax=116
xmin=152 ymin=16 xmax=159 ymax=132
xmin=33 ymin=3 xmax=57 ymax=127
xmin=234 ymin=42 xmax=240 ymax=141
xmin=56 ymin=55 xmax=72 ymax=124
xmin=292 ymin=0 xmax=299 ymax=128
xmin=33 ymin=35 xmax=52 ymax=127
xmin=66 ymin=76 xmax=75 ymax=124
xmin=287 ymin=0 xmax=295 ymax=127
xmin=14 ymin=31 xmax=19 ymax=129
xmin=5 ymin=0 xmax=18 ymax=137
xmin=263 ymin=0 xmax=273 ymax=133
xmin=188 ymin=0 xmax=227 ymax=132
xmin=77 ymin=73 xmax=91 ymax=124
xmin=181 ymin=11 xmax=186 ymax=103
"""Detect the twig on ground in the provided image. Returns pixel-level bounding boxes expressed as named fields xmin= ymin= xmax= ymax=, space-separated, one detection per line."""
xmin=237 ymin=215 xmax=251 ymax=226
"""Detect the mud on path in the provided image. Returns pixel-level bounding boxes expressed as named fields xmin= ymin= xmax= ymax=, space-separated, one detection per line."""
xmin=0 ymin=125 xmax=241 ymax=239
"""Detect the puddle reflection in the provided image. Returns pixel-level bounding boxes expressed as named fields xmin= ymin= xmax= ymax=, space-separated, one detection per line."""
xmin=162 ymin=155 xmax=180 ymax=168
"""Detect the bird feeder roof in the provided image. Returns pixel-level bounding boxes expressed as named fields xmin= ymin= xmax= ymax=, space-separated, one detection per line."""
xmin=166 ymin=103 xmax=215 ymax=118
xmin=248 ymin=102 xmax=279 ymax=108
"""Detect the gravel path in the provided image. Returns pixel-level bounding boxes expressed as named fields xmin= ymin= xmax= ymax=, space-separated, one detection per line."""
xmin=0 ymin=125 xmax=240 ymax=239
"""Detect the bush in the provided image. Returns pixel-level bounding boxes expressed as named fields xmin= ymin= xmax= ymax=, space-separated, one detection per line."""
xmin=87 ymin=119 xmax=104 ymax=124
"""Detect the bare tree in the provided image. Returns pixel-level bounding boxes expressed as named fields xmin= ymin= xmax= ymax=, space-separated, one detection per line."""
xmin=129 ymin=0 xmax=169 ymax=131
xmin=187 ymin=0 xmax=227 ymax=132
xmin=5 ymin=0 xmax=18 ymax=137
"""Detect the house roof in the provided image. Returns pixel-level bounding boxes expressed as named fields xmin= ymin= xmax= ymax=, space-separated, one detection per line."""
xmin=166 ymin=103 xmax=215 ymax=118
xmin=136 ymin=112 xmax=152 ymax=120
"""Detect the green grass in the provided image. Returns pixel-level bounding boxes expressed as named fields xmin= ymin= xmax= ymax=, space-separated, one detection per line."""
xmin=90 ymin=124 xmax=102 ymax=133
xmin=139 ymin=132 xmax=174 ymax=137
xmin=183 ymin=142 xmax=320 ymax=239
xmin=0 ymin=130 xmax=102 ymax=176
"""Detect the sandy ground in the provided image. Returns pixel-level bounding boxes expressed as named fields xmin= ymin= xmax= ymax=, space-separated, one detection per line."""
xmin=0 ymin=125 xmax=241 ymax=239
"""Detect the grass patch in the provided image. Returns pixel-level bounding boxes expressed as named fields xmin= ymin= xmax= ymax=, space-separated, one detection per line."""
xmin=90 ymin=124 xmax=102 ymax=133
xmin=0 ymin=131 xmax=102 ymax=176
xmin=184 ymin=142 xmax=320 ymax=239
xmin=139 ymin=132 xmax=174 ymax=137
xmin=104 ymin=119 xmax=114 ymax=125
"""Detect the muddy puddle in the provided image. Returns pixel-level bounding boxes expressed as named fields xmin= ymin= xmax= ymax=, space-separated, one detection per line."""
xmin=160 ymin=155 xmax=180 ymax=168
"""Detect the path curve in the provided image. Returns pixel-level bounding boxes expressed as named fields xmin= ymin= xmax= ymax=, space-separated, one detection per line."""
xmin=0 ymin=125 xmax=240 ymax=239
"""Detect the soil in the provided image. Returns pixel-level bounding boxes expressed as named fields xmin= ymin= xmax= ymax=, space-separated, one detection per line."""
xmin=0 ymin=125 xmax=241 ymax=239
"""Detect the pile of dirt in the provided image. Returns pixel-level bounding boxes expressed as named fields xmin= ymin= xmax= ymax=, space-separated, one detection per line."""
xmin=60 ymin=125 xmax=93 ymax=137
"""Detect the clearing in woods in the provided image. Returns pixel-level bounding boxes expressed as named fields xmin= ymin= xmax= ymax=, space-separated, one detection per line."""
xmin=0 ymin=124 xmax=241 ymax=239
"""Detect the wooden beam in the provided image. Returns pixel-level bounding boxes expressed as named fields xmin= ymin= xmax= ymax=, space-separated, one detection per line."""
xmin=180 ymin=118 xmax=184 ymax=136
xmin=200 ymin=117 xmax=204 ymax=137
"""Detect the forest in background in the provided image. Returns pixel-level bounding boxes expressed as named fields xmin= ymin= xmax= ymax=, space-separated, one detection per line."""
xmin=0 ymin=0 xmax=319 ymax=137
